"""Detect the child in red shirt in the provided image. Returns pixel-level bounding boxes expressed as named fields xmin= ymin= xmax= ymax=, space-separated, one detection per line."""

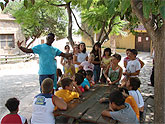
xmin=1 ymin=98 xmax=27 ymax=124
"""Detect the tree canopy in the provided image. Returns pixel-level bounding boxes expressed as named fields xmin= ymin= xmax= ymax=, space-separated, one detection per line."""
xmin=79 ymin=0 xmax=129 ymax=44
xmin=2 ymin=0 xmax=67 ymax=47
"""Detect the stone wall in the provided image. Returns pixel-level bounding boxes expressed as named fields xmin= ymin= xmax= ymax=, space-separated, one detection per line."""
xmin=0 ymin=19 xmax=25 ymax=55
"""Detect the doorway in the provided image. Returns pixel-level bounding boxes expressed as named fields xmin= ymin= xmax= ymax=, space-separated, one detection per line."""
xmin=135 ymin=33 xmax=151 ymax=52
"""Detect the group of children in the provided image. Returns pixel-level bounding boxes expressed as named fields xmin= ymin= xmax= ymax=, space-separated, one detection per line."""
xmin=101 ymin=77 xmax=144 ymax=123
xmin=1 ymin=44 xmax=145 ymax=123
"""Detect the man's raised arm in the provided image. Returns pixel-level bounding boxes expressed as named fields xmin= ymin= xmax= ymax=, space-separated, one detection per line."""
xmin=17 ymin=41 xmax=33 ymax=53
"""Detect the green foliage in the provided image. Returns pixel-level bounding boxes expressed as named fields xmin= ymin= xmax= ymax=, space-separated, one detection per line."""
xmin=24 ymin=0 xmax=28 ymax=8
xmin=143 ymin=0 xmax=154 ymax=19
xmin=81 ymin=0 xmax=128 ymax=38
xmin=106 ymin=0 xmax=120 ymax=17
xmin=3 ymin=1 xmax=22 ymax=14
xmin=3 ymin=0 xmax=67 ymax=40
xmin=109 ymin=0 xmax=165 ymax=34
xmin=82 ymin=5 xmax=110 ymax=32
xmin=159 ymin=1 xmax=165 ymax=19
xmin=120 ymin=0 xmax=130 ymax=17
xmin=86 ymin=0 xmax=93 ymax=10
xmin=0 ymin=2 xmax=4 ymax=10
xmin=110 ymin=16 xmax=128 ymax=36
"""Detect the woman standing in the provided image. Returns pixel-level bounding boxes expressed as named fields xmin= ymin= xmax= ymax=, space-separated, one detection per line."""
xmin=90 ymin=42 xmax=101 ymax=83
xmin=73 ymin=42 xmax=88 ymax=72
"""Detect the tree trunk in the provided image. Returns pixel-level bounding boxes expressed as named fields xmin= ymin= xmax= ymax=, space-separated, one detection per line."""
xmin=71 ymin=10 xmax=95 ymax=45
xmin=97 ymin=22 xmax=106 ymax=42
xmin=66 ymin=2 xmax=74 ymax=48
xmin=154 ymin=24 xmax=165 ymax=123
xmin=130 ymin=0 xmax=165 ymax=122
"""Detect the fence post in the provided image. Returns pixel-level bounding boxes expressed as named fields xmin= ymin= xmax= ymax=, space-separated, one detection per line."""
xmin=5 ymin=56 xmax=7 ymax=64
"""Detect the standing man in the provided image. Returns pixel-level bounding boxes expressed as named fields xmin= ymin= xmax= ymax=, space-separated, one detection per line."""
xmin=17 ymin=33 xmax=72 ymax=91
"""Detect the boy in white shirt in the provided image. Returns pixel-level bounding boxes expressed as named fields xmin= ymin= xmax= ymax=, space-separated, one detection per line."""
xmin=120 ymin=49 xmax=141 ymax=87
xmin=31 ymin=78 xmax=67 ymax=124
xmin=123 ymin=49 xmax=141 ymax=77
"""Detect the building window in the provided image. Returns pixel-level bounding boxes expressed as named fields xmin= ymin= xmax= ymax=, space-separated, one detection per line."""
xmin=0 ymin=34 xmax=14 ymax=49
xmin=138 ymin=36 xmax=142 ymax=42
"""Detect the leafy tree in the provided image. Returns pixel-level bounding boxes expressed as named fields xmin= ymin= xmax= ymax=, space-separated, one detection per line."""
xmin=3 ymin=0 xmax=67 ymax=48
xmin=39 ymin=0 xmax=127 ymax=46
xmin=81 ymin=6 xmax=128 ymax=45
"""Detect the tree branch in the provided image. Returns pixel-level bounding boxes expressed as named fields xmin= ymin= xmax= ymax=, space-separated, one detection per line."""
xmin=46 ymin=0 xmax=67 ymax=7
xmin=100 ymin=14 xmax=116 ymax=44
xmin=26 ymin=30 xmax=42 ymax=48
xmin=50 ymin=3 xmax=66 ymax=7
xmin=97 ymin=21 xmax=106 ymax=42
xmin=71 ymin=8 xmax=95 ymax=45
xmin=103 ymin=29 xmax=109 ymax=40
xmin=66 ymin=2 xmax=74 ymax=48
xmin=130 ymin=0 xmax=156 ymax=41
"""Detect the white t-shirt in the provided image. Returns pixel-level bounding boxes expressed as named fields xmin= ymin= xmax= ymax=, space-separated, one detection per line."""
xmin=126 ymin=59 xmax=141 ymax=77
xmin=80 ymin=61 xmax=94 ymax=71
xmin=129 ymin=90 xmax=144 ymax=108
xmin=77 ymin=52 xmax=88 ymax=63
xmin=31 ymin=93 xmax=55 ymax=124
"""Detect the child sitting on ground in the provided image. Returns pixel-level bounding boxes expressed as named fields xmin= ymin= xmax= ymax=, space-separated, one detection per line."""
xmin=75 ymin=73 xmax=85 ymax=92
xmin=55 ymin=77 xmax=82 ymax=103
xmin=31 ymin=78 xmax=67 ymax=124
xmin=101 ymin=90 xmax=139 ymax=123
xmin=126 ymin=77 xmax=144 ymax=122
xmin=1 ymin=98 xmax=27 ymax=124
xmin=119 ymin=87 xmax=140 ymax=120
xmin=104 ymin=54 xmax=123 ymax=85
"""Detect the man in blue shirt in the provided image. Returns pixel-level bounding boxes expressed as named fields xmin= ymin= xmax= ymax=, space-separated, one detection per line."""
xmin=17 ymin=33 xmax=72 ymax=91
